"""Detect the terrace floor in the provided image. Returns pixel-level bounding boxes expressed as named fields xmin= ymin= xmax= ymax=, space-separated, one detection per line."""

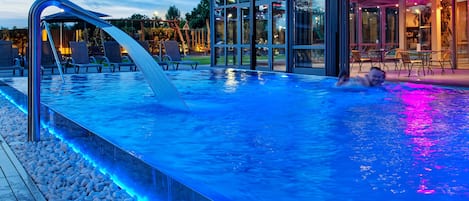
xmin=350 ymin=62 xmax=469 ymax=87
xmin=0 ymin=134 xmax=45 ymax=201
xmin=1 ymin=61 xmax=469 ymax=87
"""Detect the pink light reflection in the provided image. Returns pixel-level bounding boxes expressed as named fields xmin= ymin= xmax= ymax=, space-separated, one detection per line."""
xmin=401 ymin=85 xmax=435 ymax=137
xmin=399 ymin=84 xmax=444 ymax=195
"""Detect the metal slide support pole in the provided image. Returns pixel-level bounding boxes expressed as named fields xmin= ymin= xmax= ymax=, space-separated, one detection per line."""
xmin=28 ymin=0 xmax=112 ymax=142
xmin=28 ymin=0 xmax=50 ymax=142
xmin=43 ymin=21 xmax=65 ymax=82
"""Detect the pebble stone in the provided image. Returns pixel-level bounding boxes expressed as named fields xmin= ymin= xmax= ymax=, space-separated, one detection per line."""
xmin=0 ymin=97 xmax=137 ymax=201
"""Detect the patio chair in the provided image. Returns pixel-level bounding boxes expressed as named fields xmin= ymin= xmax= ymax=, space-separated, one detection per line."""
xmin=383 ymin=48 xmax=402 ymax=71
xmin=398 ymin=51 xmax=423 ymax=77
xmin=102 ymin=41 xmax=135 ymax=72
xmin=0 ymin=40 xmax=23 ymax=76
xmin=69 ymin=41 xmax=102 ymax=73
xmin=351 ymin=50 xmax=372 ymax=72
xmin=152 ymin=55 xmax=171 ymax=70
xmin=431 ymin=49 xmax=454 ymax=74
xmin=162 ymin=40 xmax=198 ymax=70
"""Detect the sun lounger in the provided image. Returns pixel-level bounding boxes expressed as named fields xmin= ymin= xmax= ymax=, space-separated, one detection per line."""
xmin=136 ymin=40 xmax=169 ymax=70
xmin=41 ymin=41 xmax=68 ymax=75
xmin=0 ymin=40 xmax=24 ymax=76
xmin=162 ymin=40 xmax=198 ymax=70
xmin=102 ymin=41 xmax=135 ymax=72
xmin=69 ymin=41 xmax=102 ymax=73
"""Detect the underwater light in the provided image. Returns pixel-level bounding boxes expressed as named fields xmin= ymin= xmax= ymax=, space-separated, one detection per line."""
xmin=0 ymin=89 xmax=27 ymax=114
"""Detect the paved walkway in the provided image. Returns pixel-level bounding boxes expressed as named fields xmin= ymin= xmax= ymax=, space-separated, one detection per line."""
xmin=0 ymin=135 xmax=45 ymax=201
xmin=351 ymin=63 xmax=469 ymax=87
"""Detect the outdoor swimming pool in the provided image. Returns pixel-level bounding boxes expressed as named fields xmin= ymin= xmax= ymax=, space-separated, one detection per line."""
xmin=1 ymin=69 xmax=469 ymax=201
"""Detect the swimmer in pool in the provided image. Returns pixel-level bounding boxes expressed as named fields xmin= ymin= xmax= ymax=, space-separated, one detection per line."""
xmin=336 ymin=67 xmax=386 ymax=87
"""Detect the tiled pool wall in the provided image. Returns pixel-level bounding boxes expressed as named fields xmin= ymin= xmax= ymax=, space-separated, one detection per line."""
xmin=0 ymin=81 xmax=215 ymax=201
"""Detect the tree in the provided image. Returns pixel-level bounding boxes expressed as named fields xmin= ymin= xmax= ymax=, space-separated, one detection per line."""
xmin=185 ymin=0 xmax=209 ymax=29
xmin=129 ymin=13 xmax=149 ymax=20
xmin=152 ymin=15 xmax=162 ymax=21
xmin=165 ymin=5 xmax=181 ymax=20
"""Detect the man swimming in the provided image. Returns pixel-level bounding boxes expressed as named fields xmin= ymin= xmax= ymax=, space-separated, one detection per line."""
xmin=336 ymin=67 xmax=386 ymax=87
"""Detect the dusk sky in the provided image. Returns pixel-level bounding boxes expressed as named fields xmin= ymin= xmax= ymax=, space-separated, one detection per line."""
xmin=0 ymin=0 xmax=198 ymax=28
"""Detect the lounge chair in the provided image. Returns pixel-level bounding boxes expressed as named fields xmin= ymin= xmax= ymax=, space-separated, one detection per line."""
xmin=41 ymin=41 xmax=68 ymax=75
xmin=383 ymin=48 xmax=402 ymax=71
xmin=431 ymin=49 xmax=454 ymax=74
xmin=102 ymin=41 xmax=135 ymax=72
xmin=0 ymin=40 xmax=23 ymax=76
xmin=163 ymin=40 xmax=198 ymax=70
xmin=69 ymin=41 xmax=102 ymax=73
xmin=137 ymin=40 xmax=169 ymax=70
xmin=398 ymin=51 xmax=423 ymax=77
xmin=351 ymin=50 xmax=372 ymax=72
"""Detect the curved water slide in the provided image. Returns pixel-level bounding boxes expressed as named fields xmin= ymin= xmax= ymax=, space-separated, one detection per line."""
xmin=28 ymin=0 xmax=188 ymax=141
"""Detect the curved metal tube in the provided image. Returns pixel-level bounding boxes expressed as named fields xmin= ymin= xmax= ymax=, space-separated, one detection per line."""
xmin=28 ymin=0 xmax=187 ymax=141
xmin=43 ymin=21 xmax=65 ymax=82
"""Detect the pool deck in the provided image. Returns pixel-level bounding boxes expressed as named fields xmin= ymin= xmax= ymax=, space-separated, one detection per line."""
xmin=350 ymin=63 xmax=469 ymax=87
xmin=0 ymin=63 xmax=468 ymax=200
xmin=0 ymin=134 xmax=45 ymax=201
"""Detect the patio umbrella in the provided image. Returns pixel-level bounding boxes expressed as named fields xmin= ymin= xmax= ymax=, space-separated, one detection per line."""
xmin=41 ymin=10 xmax=110 ymax=54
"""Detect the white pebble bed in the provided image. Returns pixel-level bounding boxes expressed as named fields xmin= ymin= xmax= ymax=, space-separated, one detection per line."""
xmin=0 ymin=97 xmax=137 ymax=201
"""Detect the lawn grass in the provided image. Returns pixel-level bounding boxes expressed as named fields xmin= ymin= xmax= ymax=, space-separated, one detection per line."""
xmin=184 ymin=55 xmax=211 ymax=65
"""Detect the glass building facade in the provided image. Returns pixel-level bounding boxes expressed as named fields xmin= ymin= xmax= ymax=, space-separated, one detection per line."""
xmin=210 ymin=0 xmax=469 ymax=75
xmin=211 ymin=0 xmax=336 ymax=75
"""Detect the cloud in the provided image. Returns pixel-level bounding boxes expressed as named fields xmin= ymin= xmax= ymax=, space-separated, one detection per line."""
xmin=0 ymin=0 xmax=197 ymax=28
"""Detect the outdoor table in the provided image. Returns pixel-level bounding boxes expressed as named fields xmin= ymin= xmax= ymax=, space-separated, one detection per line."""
xmin=409 ymin=50 xmax=434 ymax=75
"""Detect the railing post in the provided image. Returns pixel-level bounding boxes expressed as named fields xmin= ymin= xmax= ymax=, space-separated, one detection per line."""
xmin=28 ymin=0 xmax=51 ymax=141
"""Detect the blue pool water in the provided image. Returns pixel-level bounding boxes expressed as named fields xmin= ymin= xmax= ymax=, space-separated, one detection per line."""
xmin=2 ymin=69 xmax=469 ymax=201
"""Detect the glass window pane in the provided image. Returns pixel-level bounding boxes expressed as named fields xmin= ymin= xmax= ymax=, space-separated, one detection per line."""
xmin=455 ymin=0 xmax=468 ymax=65
xmin=350 ymin=3 xmax=357 ymax=49
xmin=242 ymin=7 xmax=250 ymax=44
xmin=362 ymin=8 xmax=380 ymax=44
xmin=227 ymin=8 xmax=237 ymax=45
xmin=441 ymin=0 xmax=452 ymax=49
xmin=215 ymin=47 xmax=225 ymax=65
xmin=273 ymin=1 xmax=286 ymax=44
xmin=385 ymin=8 xmax=399 ymax=49
xmin=228 ymin=47 xmax=237 ymax=65
xmin=215 ymin=0 xmax=225 ymax=7
xmin=273 ymin=48 xmax=286 ymax=71
xmin=215 ymin=8 xmax=225 ymax=44
xmin=294 ymin=0 xmax=325 ymax=45
xmin=241 ymin=47 xmax=250 ymax=65
xmin=256 ymin=4 xmax=269 ymax=44
xmin=294 ymin=49 xmax=325 ymax=68
xmin=257 ymin=47 xmax=269 ymax=67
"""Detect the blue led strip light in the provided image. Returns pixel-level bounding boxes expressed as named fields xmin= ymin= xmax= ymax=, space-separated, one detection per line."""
xmin=0 ymin=89 xmax=148 ymax=201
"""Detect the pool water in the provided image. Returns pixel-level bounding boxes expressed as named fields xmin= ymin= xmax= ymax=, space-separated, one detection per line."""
xmin=2 ymin=69 xmax=469 ymax=201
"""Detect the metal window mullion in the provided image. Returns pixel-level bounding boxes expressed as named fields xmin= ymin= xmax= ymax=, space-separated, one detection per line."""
xmin=268 ymin=1 xmax=273 ymax=70
xmin=237 ymin=6 xmax=242 ymax=66
xmin=451 ymin=0 xmax=457 ymax=69
xmin=210 ymin=0 xmax=216 ymax=66
xmin=286 ymin=0 xmax=293 ymax=72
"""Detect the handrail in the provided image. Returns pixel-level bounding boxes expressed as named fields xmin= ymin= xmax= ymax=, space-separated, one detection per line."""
xmin=42 ymin=21 xmax=65 ymax=82
xmin=28 ymin=0 xmax=187 ymax=142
